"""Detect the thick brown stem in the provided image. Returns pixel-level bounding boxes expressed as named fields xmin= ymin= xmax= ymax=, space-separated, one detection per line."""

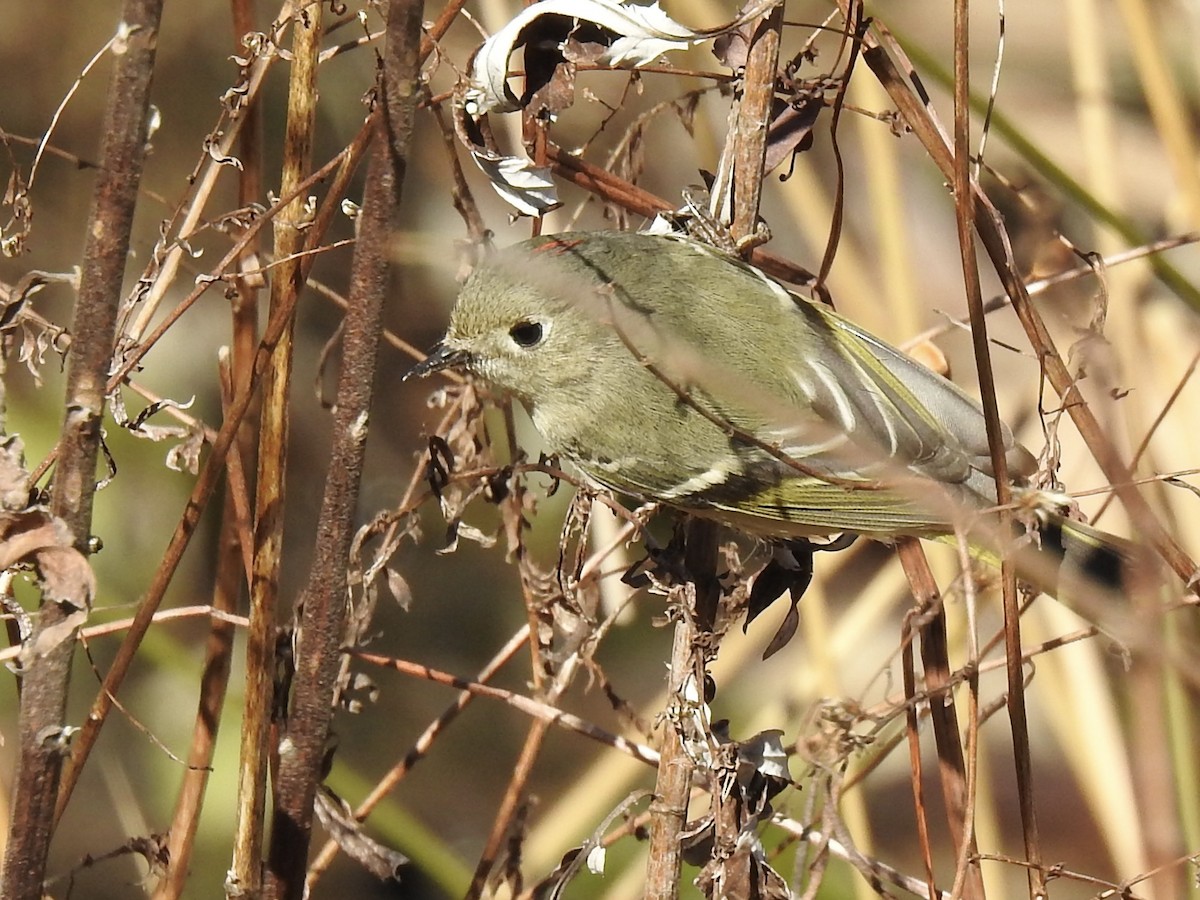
xmin=262 ymin=1 xmax=424 ymax=895
xmin=1 ymin=2 xmax=162 ymax=896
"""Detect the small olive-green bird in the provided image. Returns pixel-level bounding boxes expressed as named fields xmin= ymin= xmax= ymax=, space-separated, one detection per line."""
xmin=407 ymin=230 xmax=1127 ymax=590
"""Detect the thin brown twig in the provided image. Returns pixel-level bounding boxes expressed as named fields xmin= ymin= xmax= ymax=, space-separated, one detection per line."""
xmin=854 ymin=20 xmax=1200 ymax=896
xmin=814 ymin=1 xmax=863 ymax=292
xmin=775 ymin=818 xmax=954 ymax=900
xmin=973 ymin=852 xmax=1153 ymax=898
xmin=427 ymin=94 xmax=488 ymax=245
xmin=729 ymin=2 xmax=784 ymax=242
xmin=152 ymin=348 xmax=253 ymax=900
xmin=119 ymin=376 xmax=255 ymax=588
xmin=464 ymin=679 xmax=567 ymax=898
xmin=462 ymin=305 xmax=564 ymax=892
xmin=307 ymin=275 xmax=452 ymax=366
xmin=1092 ymin=346 xmax=1200 ymax=523
xmin=642 ymin=606 xmax=698 ymax=900
xmin=644 ymin=8 xmax=786 ymax=897
xmin=350 ymin=650 xmax=664 ymax=764
xmin=901 ymin=602 xmax=939 ymax=900
xmin=545 ymin=143 xmax=817 ymax=286
xmin=901 ymin=232 xmax=1200 ymax=350
xmin=948 ymin=3 xmax=1004 ymax=896
xmin=500 ymin=404 xmax=546 ymax=690
xmin=0 ymin=607 xmax=249 ymax=667
xmin=897 ymin=538 xmax=984 ymax=899
xmin=123 ymin=0 xmax=294 ymax=342
xmin=460 ymin=457 xmax=650 ymax=897
xmin=1127 ymin=572 xmax=1185 ymax=892
xmin=419 ymin=0 xmax=471 ymax=64
xmin=305 ymin=626 xmax=533 ymax=887
xmin=950 ymin=532 xmax=983 ymax=900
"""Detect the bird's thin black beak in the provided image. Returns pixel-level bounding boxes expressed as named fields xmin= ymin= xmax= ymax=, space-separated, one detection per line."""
xmin=403 ymin=342 xmax=469 ymax=381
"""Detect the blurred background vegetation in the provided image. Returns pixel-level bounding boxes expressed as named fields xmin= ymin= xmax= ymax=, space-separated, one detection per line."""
xmin=1 ymin=0 xmax=1199 ymax=897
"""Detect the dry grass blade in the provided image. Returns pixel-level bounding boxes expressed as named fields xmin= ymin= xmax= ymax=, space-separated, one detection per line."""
xmin=233 ymin=3 xmax=324 ymax=891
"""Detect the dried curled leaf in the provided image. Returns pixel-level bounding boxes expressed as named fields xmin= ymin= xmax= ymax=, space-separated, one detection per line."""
xmin=313 ymin=787 xmax=407 ymax=883
xmin=164 ymin=425 xmax=205 ymax=474
xmin=420 ymin=383 xmax=504 ymax=555
xmin=687 ymin=729 xmax=793 ymax=898
xmin=464 ymin=147 xmax=560 ymax=218
xmin=384 ymin=566 xmax=412 ymax=611
xmin=455 ymin=0 xmax=781 ymax=214
xmin=0 ymin=436 xmax=30 ymax=510
xmin=2 ymin=271 xmax=75 ymax=384
xmin=465 ymin=0 xmax=702 ymax=117
xmin=109 ymin=390 xmax=206 ymax=473
xmin=0 ymin=509 xmax=96 ymax=611
xmin=762 ymin=95 xmax=823 ymax=174
xmin=2 ymin=170 xmax=32 ymax=258
xmin=530 ymin=790 xmax=652 ymax=898
xmin=745 ymin=538 xmax=855 ymax=658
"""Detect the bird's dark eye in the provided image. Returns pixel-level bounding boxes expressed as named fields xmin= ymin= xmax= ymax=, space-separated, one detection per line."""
xmin=509 ymin=319 xmax=544 ymax=348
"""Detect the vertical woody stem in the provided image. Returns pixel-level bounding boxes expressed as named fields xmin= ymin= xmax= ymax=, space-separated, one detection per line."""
xmin=644 ymin=4 xmax=783 ymax=897
xmin=730 ymin=3 xmax=784 ymax=242
xmin=1 ymin=3 xmax=162 ymax=897
xmin=232 ymin=1 xmax=322 ymax=892
xmin=263 ymin=1 xmax=424 ymax=896
xmin=949 ymin=1 xmax=1039 ymax=895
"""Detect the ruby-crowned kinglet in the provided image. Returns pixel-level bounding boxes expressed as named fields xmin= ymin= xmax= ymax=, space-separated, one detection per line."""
xmin=407 ymin=230 xmax=1126 ymax=589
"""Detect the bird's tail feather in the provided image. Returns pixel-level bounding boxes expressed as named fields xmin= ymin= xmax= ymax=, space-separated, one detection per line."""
xmin=936 ymin=512 xmax=1132 ymax=610
xmin=1034 ymin=513 xmax=1130 ymax=594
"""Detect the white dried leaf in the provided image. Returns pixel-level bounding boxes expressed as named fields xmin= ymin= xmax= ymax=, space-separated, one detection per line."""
xmin=737 ymin=729 xmax=789 ymax=781
xmin=585 ymin=845 xmax=606 ymax=875
xmin=146 ymin=104 xmax=162 ymax=142
xmin=384 ymin=566 xmax=412 ymax=611
xmin=456 ymin=0 xmax=779 ymax=216
xmin=466 ymin=0 xmax=701 ymax=116
xmin=455 ymin=522 xmax=497 ymax=549
xmin=204 ymin=133 xmax=244 ymax=170
xmin=18 ymin=326 xmax=50 ymax=385
xmin=469 ymin=148 xmax=560 ymax=216
xmin=165 ymin=425 xmax=205 ymax=474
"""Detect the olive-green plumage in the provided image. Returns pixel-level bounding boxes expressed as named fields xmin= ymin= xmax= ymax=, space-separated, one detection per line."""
xmin=410 ymin=230 xmax=1127 ymax=587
